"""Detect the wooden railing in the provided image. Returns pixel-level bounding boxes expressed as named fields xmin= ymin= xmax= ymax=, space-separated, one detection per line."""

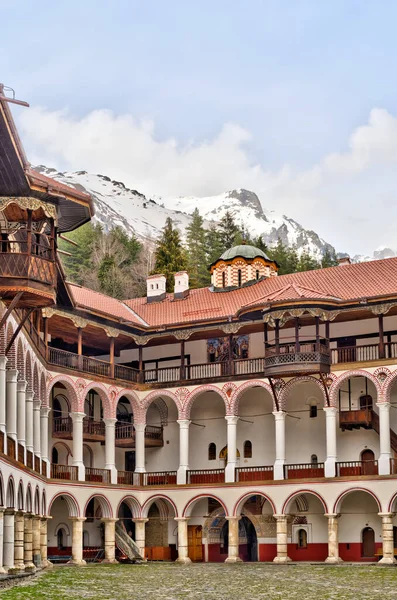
xmin=53 ymin=416 xmax=72 ymax=435
xmin=114 ymin=364 xmax=140 ymax=383
xmin=34 ymin=456 xmax=41 ymax=474
xmin=18 ymin=443 xmax=24 ymax=464
xmin=115 ymin=423 xmax=134 ymax=440
xmin=117 ymin=470 xmax=135 ymax=485
xmin=187 ymin=469 xmax=225 ymax=484
xmin=27 ymin=450 xmax=33 ymax=469
xmin=331 ymin=344 xmax=380 ymax=364
xmin=235 ymin=465 xmax=274 ymax=482
xmin=139 ymin=471 xmax=177 ymax=486
xmin=284 ymin=463 xmax=325 ymax=479
xmin=7 ymin=436 xmax=15 ymax=460
xmin=83 ymin=419 xmax=105 ymax=437
xmin=85 ymin=467 xmax=110 ymax=484
xmin=51 ymin=464 xmax=78 ymax=481
xmin=0 ymin=252 xmax=56 ymax=287
xmin=336 ymin=461 xmax=378 ymax=477
xmin=0 ymin=431 xmax=4 ymax=454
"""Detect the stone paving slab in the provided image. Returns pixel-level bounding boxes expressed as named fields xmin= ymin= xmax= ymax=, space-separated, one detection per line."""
xmin=1 ymin=563 xmax=397 ymax=600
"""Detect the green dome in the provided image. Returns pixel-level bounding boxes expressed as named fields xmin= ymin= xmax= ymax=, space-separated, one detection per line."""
xmin=219 ymin=244 xmax=271 ymax=262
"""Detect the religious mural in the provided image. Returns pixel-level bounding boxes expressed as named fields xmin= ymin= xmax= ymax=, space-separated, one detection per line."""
xmin=207 ymin=335 xmax=249 ymax=362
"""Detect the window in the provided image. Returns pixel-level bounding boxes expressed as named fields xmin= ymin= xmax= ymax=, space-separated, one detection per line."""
xmin=238 ymin=269 xmax=242 ymax=287
xmin=208 ymin=443 xmax=216 ymax=461
xmin=244 ymin=440 xmax=252 ymax=458
xmin=256 ymin=269 xmax=260 ymax=280
xmin=311 ymin=454 xmax=318 ymax=466
xmin=57 ymin=528 xmax=65 ymax=550
xmin=310 ymin=405 xmax=317 ymax=418
xmin=156 ymin=283 xmax=158 ymax=290
xmin=222 ymin=272 xmax=226 ymax=288
xmin=52 ymin=447 xmax=59 ymax=464
xmin=297 ymin=529 xmax=307 ymax=548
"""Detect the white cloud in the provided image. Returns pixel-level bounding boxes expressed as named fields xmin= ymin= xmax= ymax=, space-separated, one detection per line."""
xmin=17 ymin=105 xmax=397 ymax=256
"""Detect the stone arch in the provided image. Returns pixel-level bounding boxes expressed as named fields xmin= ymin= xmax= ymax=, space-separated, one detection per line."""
xmin=51 ymin=441 xmax=72 ymax=465
xmin=141 ymin=494 xmax=178 ymax=519
xmin=6 ymin=477 xmax=15 ymax=508
xmin=26 ymin=484 xmax=32 ymax=513
xmin=117 ymin=495 xmax=141 ymax=519
xmin=40 ymin=371 xmax=47 ymax=406
xmin=182 ymin=385 xmax=230 ymax=420
xmin=183 ymin=494 xmax=228 ymax=518
xmin=25 ymin=351 xmax=33 ymax=393
xmin=33 ymin=363 xmax=40 ymax=401
xmin=387 ymin=491 xmax=397 ymax=513
xmin=82 ymin=382 xmax=113 ymax=419
xmin=42 ymin=490 xmax=47 ymax=516
xmin=47 ymin=375 xmax=79 ymax=412
xmin=48 ymin=492 xmax=80 ymax=518
xmin=383 ymin=369 xmax=397 ymax=403
xmin=333 ymin=487 xmax=382 ymax=514
xmin=83 ymin=444 xmax=93 ymax=468
xmin=17 ymin=480 xmax=24 ymax=511
xmin=55 ymin=522 xmax=71 ymax=538
xmin=83 ymin=494 xmax=113 ymax=519
xmin=34 ymin=486 xmax=40 ymax=515
xmin=5 ymin=323 xmax=16 ymax=369
xmin=330 ymin=370 xmax=382 ymax=407
xmin=230 ymin=380 xmax=275 ymax=415
xmin=141 ymin=390 xmax=180 ymax=423
xmin=234 ymin=491 xmax=276 ymax=516
xmin=282 ymin=490 xmax=328 ymax=515
xmin=115 ymin=390 xmax=143 ymax=423
xmin=279 ymin=376 xmax=328 ymax=410
xmin=16 ymin=337 xmax=25 ymax=381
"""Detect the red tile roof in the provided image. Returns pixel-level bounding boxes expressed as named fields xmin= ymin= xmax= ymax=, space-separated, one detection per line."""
xmin=27 ymin=168 xmax=91 ymax=202
xmin=69 ymin=258 xmax=397 ymax=329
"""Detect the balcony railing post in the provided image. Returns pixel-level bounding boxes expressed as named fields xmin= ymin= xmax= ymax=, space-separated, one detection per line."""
xmin=180 ymin=340 xmax=186 ymax=380
xmin=315 ymin=317 xmax=320 ymax=352
xmin=109 ymin=337 xmax=115 ymax=379
xmin=77 ymin=327 xmax=83 ymax=370
xmin=379 ymin=315 xmax=385 ymax=359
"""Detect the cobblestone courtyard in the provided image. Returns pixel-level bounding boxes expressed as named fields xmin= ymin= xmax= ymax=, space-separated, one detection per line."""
xmin=1 ymin=563 xmax=397 ymax=600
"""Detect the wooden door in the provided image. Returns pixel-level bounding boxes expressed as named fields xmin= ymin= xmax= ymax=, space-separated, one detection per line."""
xmin=361 ymin=449 xmax=376 ymax=475
xmin=362 ymin=527 xmax=375 ymax=557
xmin=188 ymin=525 xmax=203 ymax=562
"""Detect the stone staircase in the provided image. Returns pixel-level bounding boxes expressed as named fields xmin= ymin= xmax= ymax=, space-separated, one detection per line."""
xmin=115 ymin=521 xmax=144 ymax=562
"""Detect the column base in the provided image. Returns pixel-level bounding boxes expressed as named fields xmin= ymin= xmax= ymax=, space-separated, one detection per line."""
xmin=7 ymin=567 xmax=19 ymax=574
xmin=0 ymin=567 xmax=6 ymax=574
xmin=102 ymin=558 xmax=118 ymax=564
xmin=225 ymin=463 xmax=236 ymax=483
xmin=41 ymin=560 xmax=53 ymax=569
xmin=378 ymin=556 xmax=396 ymax=565
xmin=175 ymin=557 xmax=192 ymax=564
xmin=24 ymin=563 xmax=36 ymax=573
xmin=273 ymin=461 xmax=285 ymax=481
xmin=324 ymin=458 xmax=336 ymax=478
xmin=325 ymin=557 xmax=343 ymax=564
xmin=106 ymin=466 xmax=118 ymax=485
xmin=273 ymin=556 xmax=291 ymax=564
xmin=67 ymin=559 xmax=87 ymax=566
xmin=225 ymin=556 xmax=242 ymax=563
xmin=378 ymin=454 xmax=392 ymax=475
xmin=177 ymin=466 xmax=188 ymax=485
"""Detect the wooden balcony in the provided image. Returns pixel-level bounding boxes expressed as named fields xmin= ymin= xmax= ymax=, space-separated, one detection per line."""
xmin=85 ymin=467 xmax=110 ymax=484
xmin=339 ymin=409 xmax=373 ymax=431
xmin=235 ymin=466 xmax=274 ymax=482
xmin=50 ymin=464 xmax=78 ymax=481
xmin=336 ymin=460 xmax=378 ymax=477
xmin=115 ymin=423 xmax=163 ymax=448
xmin=53 ymin=417 xmax=163 ymax=447
xmin=284 ymin=462 xmax=325 ymax=479
xmin=264 ymin=340 xmax=331 ymax=377
xmin=187 ymin=469 xmax=225 ymax=484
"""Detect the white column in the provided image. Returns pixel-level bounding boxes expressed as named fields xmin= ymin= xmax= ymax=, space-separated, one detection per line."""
xmin=175 ymin=517 xmax=191 ymax=564
xmin=25 ymin=391 xmax=34 ymax=454
xmin=0 ymin=509 xmax=5 ymax=573
xmin=273 ymin=514 xmax=291 ymax=563
xmin=40 ymin=406 xmax=51 ymax=470
xmin=377 ymin=402 xmax=391 ymax=475
xmin=134 ymin=422 xmax=146 ymax=474
xmin=325 ymin=513 xmax=343 ymax=563
xmin=177 ymin=420 xmax=190 ymax=485
xmin=324 ymin=406 xmax=337 ymax=477
xmin=33 ymin=400 xmax=41 ymax=464
xmin=104 ymin=418 xmax=117 ymax=484
xmin=3 ymin=509 xmax=15 ymax=571
xmin=273 ymin=411 xmax=286 ymax=480
xmin=16 ymin=381 xmax=27 ymax=455
xmin=378 ymin=513 xmax=396 ymax=565
xmin=6 ymin=369 xmax=18 ymax=441
xmin=225 ymin=516 xmax=242 ymax=563
xmin=70 ymin=412 xmax=85 ymax=481
xmin=132 ymin=518 xmax=148 ymax=559
xmin=0 ymin=356 xmax=8 ymax=434
xmin=225 ymin=416 xmax=239 ymax=483
xmin=68 ymin=517 xmax=86 ymax=566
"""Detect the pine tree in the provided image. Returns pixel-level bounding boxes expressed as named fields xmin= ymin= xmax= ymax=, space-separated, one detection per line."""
xmin=153 ymin=217 xmax=187 ymax=292
xmin=186 ymin=209 xmax=209 ymax=288
xmin=252 ymin=235 xmax=269 ymax=255
xmin=58 ymin=222 xmax=102 ymax=284
xmin=321 ymin=248 xmax=338 ymax=268
xmin=268 ymin=239 xmax=290 ymax=275
xmin=218 ymin=210 xmax=239 ymax=249
xmin=297 ymin=249 xmax=321 ymax=272
xmin=205 ymin=222 xmax=225 ymax=267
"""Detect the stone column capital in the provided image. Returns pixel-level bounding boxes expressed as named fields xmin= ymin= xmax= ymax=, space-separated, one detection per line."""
xmin=25 ymin=391 xmax=34 ymax=402
xmin=41 ymin=516 xmax=52 ymax=522
xmin=272 ymin=411 xmax=286 ymax=420
xmin=132 ymin=518 xmax=148 ymax=524
xmin=70 ymin=412 xmax=85 ymax=423
xmin=376 ymin=401 xmax=391 ymax=410
xmin=378 ymin=512 xmax=395 ymax=518
xmin=225 ymin=415 xmax=239 ymax=425
xmin=101 ymin=518 xmax=118 ymax=523
xmin=4 ymin=508 xmax=15 ymax=516
xmin=323 ymin=406 xmax=338 ymax=414
xmin=225 ymin=516 xmax=241 ymax=522
xmin=6 ymin=369 xmax=18 ymax=382
xmin=177 ymin=419 xmax=191 ymax=428
xmin=17 ymin=380 xmax=27 ymax=393
xmin=0 ymin=355 xmax=8 ymax=369
xmin=324 ymin=513 xmax=341 ymax=519
xmin=69 ymin=517 xmax=86 ymax=523
xmin=174 ymin=517 xmax=190 ymax=522
xmin=40 ymin=406 xmax=51 ymax=417
xmin=103 ymin=418 xmax=117 ymax=427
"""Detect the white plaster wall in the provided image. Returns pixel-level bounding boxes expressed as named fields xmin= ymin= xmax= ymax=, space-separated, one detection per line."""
xmin=338 ymin=492 xmax=381 ymax=543
xmin=237 ymin=388 xmax=275 ymax=467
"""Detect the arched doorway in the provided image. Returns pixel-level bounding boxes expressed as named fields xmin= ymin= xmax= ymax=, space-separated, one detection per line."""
xmin=362 ymin=527 xmax=375 ymax=558
xmin=241 ymin=516 xmax=257 ymax=562
xmin=361 ymin=449 xmax=377 ymax=475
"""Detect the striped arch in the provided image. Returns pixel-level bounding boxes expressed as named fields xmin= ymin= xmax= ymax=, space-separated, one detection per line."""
xmin=16 ymin=338 xmax=25 ymax=381
xmin=279 ymin=376 xmax=327 ymax=410
xmin=5 ymin=323 xmax=15 ymax=369
xmin=6 ymin=476 xmax=15 ymax=508
xmin=0 ymin=318 xmax=5 ymax=356
xmin=230 ymin=380 xmax=275 ymax=415
xmin=382 ymin=369 xmax=397 ymax=403
xmin=25 ymin=351 xmax=33 ymax=393
xmin=40 ymin=371 xmax=47 ymax=406
xmin=34 ymin=486 xmax=40 ymax=515
xmin=141 ymin=494 xmax=178 ymax=519
xmin=234 ymin=491 xmax=276 ymax=516
xmin=26 ymin=484 xmax=33 ymax=513
xmin=48 ymin=492 xmax=80 ymax=518
xmin=81 ymin=382 xmax=113 ymax=419
xmin=140 ymin=390 xmax=180 ymax=424
xmin=115 ymin=390 xmax=144 ymax=423
xmin=46 ymin=375 xmax=79 ymax=413
xmin=83 ymin=494 xmax=113 ymax=519
xmin=42 ymin=490 xmax=47 ymax=516
xmin=17 ymin=480 xmax=24 ymax=511
xmin=33 ymin=363 xmax=40 ymax=402
xmin=182 ymin=385 xmax=230 ymax=420
xmin=282 ymin=490 xmax=328 ymax=515
xmin=333 ymin=487 xmax=382 ymax=514
xmin=329 ymin=369 xmax=382 ymax=407
xmin=182 ymin=494 xmax=228 ymax=518
xmin=117 ymin=495 xmax=141 ymax=518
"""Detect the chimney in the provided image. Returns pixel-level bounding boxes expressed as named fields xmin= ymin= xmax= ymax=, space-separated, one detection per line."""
xmin=146 ymin=274 xmax=166 ymax=303
xmin=338 ymin=256 xmax=351 ymax=266
xmin=174 ymin=271 xmax=189 ymax=299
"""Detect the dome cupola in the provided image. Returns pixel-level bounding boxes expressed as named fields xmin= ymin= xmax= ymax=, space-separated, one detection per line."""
xmin=209 ymin=243 xmax=278 ymax=291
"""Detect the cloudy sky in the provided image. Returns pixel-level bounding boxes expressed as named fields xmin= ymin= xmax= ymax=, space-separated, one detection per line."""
xmin=2 ymin=0 xmax=397 ymax=256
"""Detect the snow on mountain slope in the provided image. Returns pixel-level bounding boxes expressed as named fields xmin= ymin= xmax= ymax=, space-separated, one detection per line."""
xmin=35 ymin=166 xmax=336 ymax=259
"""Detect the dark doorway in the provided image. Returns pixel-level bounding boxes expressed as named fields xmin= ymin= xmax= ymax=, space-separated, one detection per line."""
xmin=125 ymin=451 xmax=135 ymax=472
xmin=337 ymin=337 xmax=356 ymax=362
xmin=242 ymin=516 xmax=258 ymax=562
xmin=362 ymin=527 xmax=375 ymax=557
xmin=361 ymin=449 xmax=376 ymax=475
